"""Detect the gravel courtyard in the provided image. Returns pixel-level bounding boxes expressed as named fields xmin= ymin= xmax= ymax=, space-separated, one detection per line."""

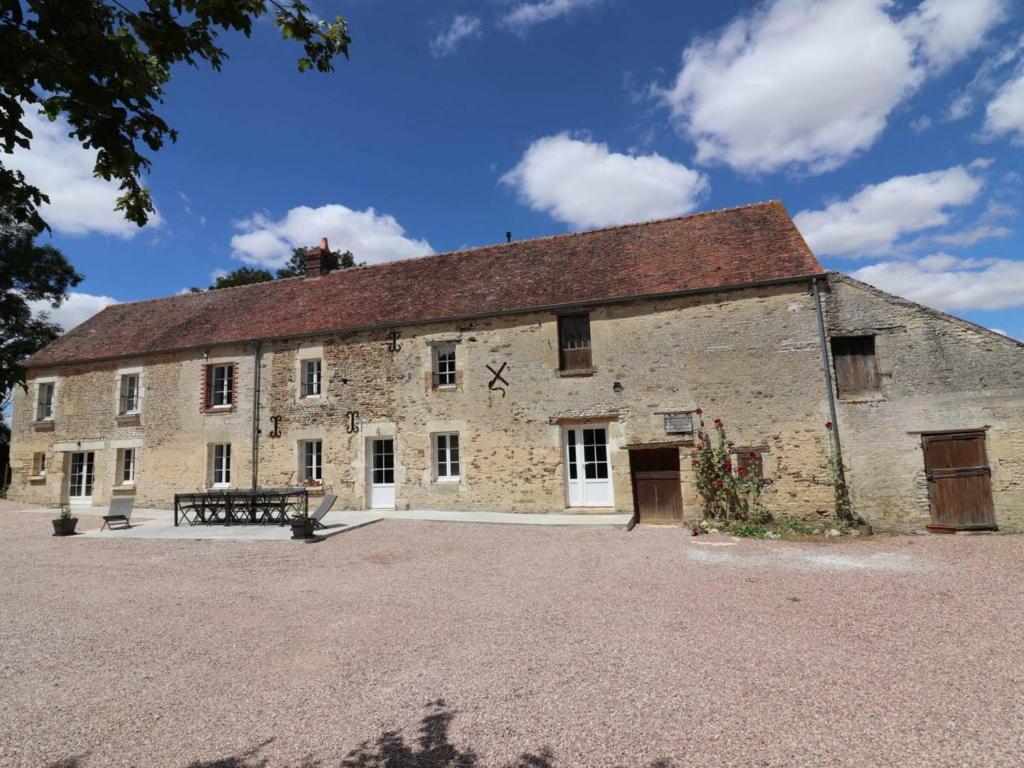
xmin=1 ymin=505 xmax=1022 ymax=768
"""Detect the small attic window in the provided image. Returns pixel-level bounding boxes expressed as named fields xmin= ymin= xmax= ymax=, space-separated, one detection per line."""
xmin=831 ymin=336 xmax=880 ymax=398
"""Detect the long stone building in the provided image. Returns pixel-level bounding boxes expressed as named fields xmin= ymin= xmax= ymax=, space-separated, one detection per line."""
xmin=9 ymin=202 xmax=1024 ymax=531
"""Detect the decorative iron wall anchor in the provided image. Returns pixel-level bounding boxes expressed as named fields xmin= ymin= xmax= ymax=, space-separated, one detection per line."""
xmin=386 ymin=330 xmax=402 ymax=353
xmin=269 ymin=415 xmax=283 ymax=438
xmin=486 ymin=362 xmax=508 ymax=398
xmin=345 ymin=410 xmax=360 ymax=434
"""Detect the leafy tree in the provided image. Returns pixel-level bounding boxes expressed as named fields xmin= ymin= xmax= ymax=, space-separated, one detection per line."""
xmin=210 ymin=266 xmax=274 ymax=289
xmin=276 ymin=246 xmax=360 ymax=278
xmin=0 ymin=213 xmax=82 ymax=408
xmin=1 ymin=1 xmax=351 ymax=233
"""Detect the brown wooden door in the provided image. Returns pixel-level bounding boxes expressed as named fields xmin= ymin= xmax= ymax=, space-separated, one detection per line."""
xmin=629 ymin=448 xmax=683 ymax=524
xmin=922 ymin=432 xmax=996 ymax=531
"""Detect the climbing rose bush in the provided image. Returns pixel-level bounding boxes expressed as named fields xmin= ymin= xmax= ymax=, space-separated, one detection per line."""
xmin=692 ymin=409 xmax=769 ymax=523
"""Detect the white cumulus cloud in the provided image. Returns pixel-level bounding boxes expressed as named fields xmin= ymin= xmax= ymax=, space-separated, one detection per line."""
xmin=29 ymin=292 xmax=119 ymax=332
xmin=984 ymin=68 xmax=1024 ymax=143
xmin=852 ymin=254 xmax=1024 ymax=312
xmin=501 ymin=133 xmax=708 ymax=229
xmin=501 ymin=0 xmax=607 ymax=30
xmin=230 ymin=204 xmax=433 ymax=267
xmin=5 ymin=108 xmax=163 ymax=237
xmin=901 ymin=0 xmax=1007 ymax=72
xmin=660 ymin=0 xmax=1004 ymax=175
xmin=793 ymin=165 xmax=982 ymax=257
xmin=430 ymin=15 xmax=482 ymax=57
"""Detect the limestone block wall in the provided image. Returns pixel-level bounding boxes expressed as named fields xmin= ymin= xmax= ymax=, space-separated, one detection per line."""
xmin=9 ymin=346 xmax=256 ymax=509
xmin=826 ymin=275 xmax=1024 ymax=531
xmin=254 ymin=282 xmax=835 ymax=518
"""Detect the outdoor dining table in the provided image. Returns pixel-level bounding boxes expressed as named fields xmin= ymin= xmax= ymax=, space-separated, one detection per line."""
xmin=173 ymin=487 xmax=309 ymax=526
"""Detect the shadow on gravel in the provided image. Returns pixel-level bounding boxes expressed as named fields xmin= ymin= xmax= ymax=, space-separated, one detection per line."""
xmin=53 ymin=701 xmax=675 ymax=768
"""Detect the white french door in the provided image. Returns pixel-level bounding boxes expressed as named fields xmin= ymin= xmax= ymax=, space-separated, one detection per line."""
xmin=369 ymin=438 xmax=396 ymax=509
xmin=564 ymin=426 xmax=613 ymax=507
xmin=68 ymin=451 xmax=95 ymax=505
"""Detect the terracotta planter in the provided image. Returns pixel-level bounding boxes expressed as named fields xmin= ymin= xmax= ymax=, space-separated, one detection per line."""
xmin=290 ymin=518 xmax=315 ymax=540
xmin=52 ymin=517 xmax=78 ymax=536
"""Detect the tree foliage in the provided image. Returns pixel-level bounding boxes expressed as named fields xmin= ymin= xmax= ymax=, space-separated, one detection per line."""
xmin=0 ymin=211 xmax=82 ymax=404
xmin=210 ymin=266 xmax=274 ymax=289
xmin=276 ymin=246 xmax=360 ymax=278
xmin=0 ymin=1 xmax=351 ymax=233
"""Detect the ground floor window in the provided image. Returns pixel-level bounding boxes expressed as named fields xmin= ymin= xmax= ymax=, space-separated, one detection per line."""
xmin=31 ymin=452 xmax=46 ymax=477
xmin=300 ymin=440 xmax=322 ymax=483
xmin=118 ymin=448 xmax=136 ymax=485
xmin=211 ymin=443 xmax=231 ymax=487
xmin=435 ymin=433 xmax=460 ymax=481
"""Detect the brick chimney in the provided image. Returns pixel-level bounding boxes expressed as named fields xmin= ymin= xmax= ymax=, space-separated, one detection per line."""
xmin=304 ymin=237 xmax=330 ymax=277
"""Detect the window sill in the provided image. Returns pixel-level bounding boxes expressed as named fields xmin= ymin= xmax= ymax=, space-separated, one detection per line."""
xmin=432 ymin=385 xmax=458 ymax=392
xmin=299 ymin=394 xmax=322 ymax=401
xmin=32 ymin=420 xmax=55 ymax=431
xmin=435 ymin=478 xmax=461 ymax=484
xmin=838 ymin=391 xmax=886 ymax=404
xmin=29 ymin=474 xmax=46 ymax=483
xmin=204 ymin=405 xmax=234 ymax=414
xmin=557 ymin=368 xmax=595 ymax=378
xmin=116 ymin=412 xmax=141 ymax=424
xmin=113 ymin=485 xmax=136 ymax=494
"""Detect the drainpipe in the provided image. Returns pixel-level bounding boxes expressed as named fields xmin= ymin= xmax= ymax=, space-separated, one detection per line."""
xmin=812 ymin=277 xmax=853 ymax=518
xmin=251 ymin=341 xmax=262 ymax=490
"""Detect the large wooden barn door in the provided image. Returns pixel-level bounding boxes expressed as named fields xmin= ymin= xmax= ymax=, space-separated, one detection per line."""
xmin=629 ymin=448 xmax=683 ymax=524
xmin=922 ymin=431 xmax=996 ymax=531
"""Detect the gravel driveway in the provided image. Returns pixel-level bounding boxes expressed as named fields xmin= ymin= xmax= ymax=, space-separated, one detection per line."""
xmin=1 ymin=505 xmax=1022 ymax=768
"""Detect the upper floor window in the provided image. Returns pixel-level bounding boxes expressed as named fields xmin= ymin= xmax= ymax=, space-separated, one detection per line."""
xmin=301 ymin=358 xmax=322 ymax=398
xmin=206 ymin=364 xmax=234 ymax=409
xmin=211 ymin=443 xmax=231 ymax=486
xmin=435 ymin=433 xmax=460 ymax=481
xmin=300 ymin=440 xmax=322 ymax=484
xmin=119 ymin=373 xmax=140 ymax=415
xmin=831 ymin=336 xmax=880 ymax=398
xmin=36 ymin=381 xmax=55 ymax=421
xmin=558 ymin=314 xmax=592 ymax=374
xmin=432 ymin=343 xmax=457 ymax=388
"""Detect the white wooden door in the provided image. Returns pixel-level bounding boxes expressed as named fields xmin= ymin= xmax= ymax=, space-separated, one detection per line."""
xmin=564 ymin=426 xmax=613 ymax=507
xmin=68 ymin=451 xmax=95 ymax=505
xmin=369 ymin=438 xmax=396 ymax=509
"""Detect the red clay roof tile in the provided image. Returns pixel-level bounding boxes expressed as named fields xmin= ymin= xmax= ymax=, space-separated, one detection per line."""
xmin=25 ymin=201 xmax=823 ymax=368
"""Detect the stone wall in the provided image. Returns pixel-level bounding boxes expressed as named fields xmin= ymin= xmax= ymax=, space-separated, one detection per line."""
xmin=11 ymin=275 xmax=1021 ymax=531
xmin=826 ymin=274 xmax=1024 ymax=531
xmin=9 ymin=282 xmax=836 ymax=520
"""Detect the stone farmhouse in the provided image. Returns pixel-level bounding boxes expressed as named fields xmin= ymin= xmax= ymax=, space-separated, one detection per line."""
xmin=9 ymin=202 xmax=1024 ymax=531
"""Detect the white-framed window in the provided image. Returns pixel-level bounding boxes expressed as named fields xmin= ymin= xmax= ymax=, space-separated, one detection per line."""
xmin=119 ymin=373 xmax=141 ymax=414
xmin=117 ymin=448 xmax=136 ymax=485
xmin=206 ymin=364 xmax=233 ymax=408
xmin=211 ymin=443 xmax=231 ymax=486
xmin=36 ymin=381 xmax=55 ymax=421
xmin=432 ymin=343 xmax=457 ymax=388
xmin=435 ymin=433 xmax=460 ymax=481
xmin=301 ymin=359 xmax=322 ymax=398
xmin=300 ymin=440 xmax=322 ymax=483
xmin=31 ymin=451 xmax=47 ymax=477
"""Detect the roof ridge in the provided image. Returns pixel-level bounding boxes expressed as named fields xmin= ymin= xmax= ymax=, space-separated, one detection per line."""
xmin=104 ymin=200 xmax=787 ymax=311
xmin=338 ymin=199 xmax=786 ymax=274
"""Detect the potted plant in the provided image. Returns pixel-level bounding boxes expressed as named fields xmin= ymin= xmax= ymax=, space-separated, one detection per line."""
xmin=290 ymin=499 xmax=315 ymax=540
xmin=52 ymin=506 xmax=78 ymax=536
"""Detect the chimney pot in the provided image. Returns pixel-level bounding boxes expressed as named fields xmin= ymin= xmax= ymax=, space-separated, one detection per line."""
xmin=304 ymin=236 xmax=330 ymax=278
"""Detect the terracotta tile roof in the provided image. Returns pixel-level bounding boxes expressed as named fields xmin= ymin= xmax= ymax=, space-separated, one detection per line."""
xmin=25 ymin=201 xmax=823 ymax=368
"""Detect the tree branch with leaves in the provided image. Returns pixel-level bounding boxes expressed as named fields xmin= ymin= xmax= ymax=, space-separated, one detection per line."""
xmin=0 ymin=0 xmax=350 ymax=233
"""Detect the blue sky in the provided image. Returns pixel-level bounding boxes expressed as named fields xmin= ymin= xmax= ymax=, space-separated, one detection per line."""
xmin=10 ymin=0 xmax=1024 ymax=339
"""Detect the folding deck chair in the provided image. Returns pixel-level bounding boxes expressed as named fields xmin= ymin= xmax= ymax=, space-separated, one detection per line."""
xmin=310 ymin=494 xmax=337 ymax=530
xmin=101 ymin=497 xmax=135 ymax=531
